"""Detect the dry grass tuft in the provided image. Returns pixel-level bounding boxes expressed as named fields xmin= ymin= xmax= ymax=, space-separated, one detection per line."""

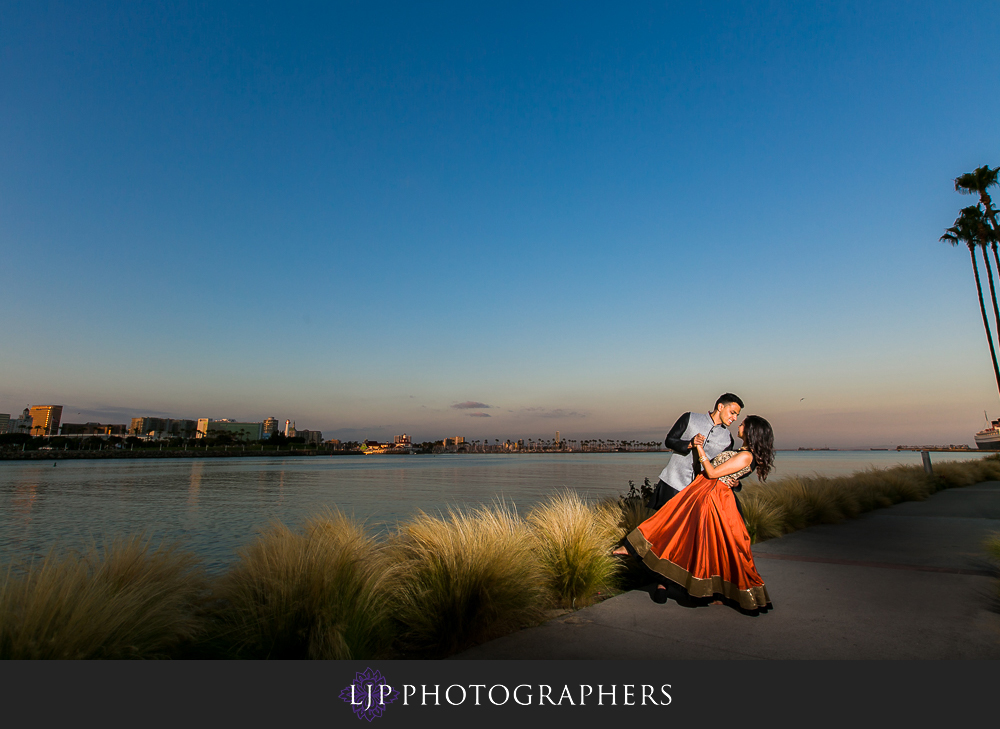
xmin=985 ymin=532 xmax=1000 ymax=606
xmin=935 ymin=456 xmax=1000 ymax=488
xmin=211 ymin=509 xmax=394 ymax=659
xmin=738 ymin=490 xmax=785 ymax=544
xmin=527 ymin=491 xmax=622 ymax=608
xmin=387 ymin=502 xmax=546 ymax=657
xmin=738 ymin=457 xmax=1000 ymax=544
xmin=986 ymin=533 xmax=1000 ymax=565
xmin=0 ymin=536 xmax=207 ymax=659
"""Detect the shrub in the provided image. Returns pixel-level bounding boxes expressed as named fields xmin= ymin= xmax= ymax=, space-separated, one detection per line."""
xmin=387 ymin=502 xmax=546 ymax=657
xmin=985 ymin=532 xmax=1000 ymax=606
xmin=738 ymin=458 xmax=995 ymax=544
xmin=211 ymin=509 xmax=394 ymax=659
xmin=986 ymin=533 xmax=1000 ymax=565
xmin=739 ymin=490 xmax=785 ymax=544
xmin=935 ymin=456 xmax=1000 ymax=489
xmin=527 ymin=491 xmax=621 ymax=608
xmin=0 ymin=536 xmax=207 ymax=659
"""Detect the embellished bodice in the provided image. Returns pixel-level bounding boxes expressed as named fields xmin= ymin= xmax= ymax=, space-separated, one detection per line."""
xmin=711 ymin=450 xmax=753 ymax=488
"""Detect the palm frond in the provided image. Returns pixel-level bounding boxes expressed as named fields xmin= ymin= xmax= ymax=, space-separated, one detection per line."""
xmin=943 ymin=206 xmax=991 ymax=250
xmin=955 ymin=165 xmax=1000 ymax=195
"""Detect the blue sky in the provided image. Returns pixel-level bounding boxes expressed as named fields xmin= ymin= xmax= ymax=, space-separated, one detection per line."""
xmin=2 ymin=1 xmax=1000 ymax=447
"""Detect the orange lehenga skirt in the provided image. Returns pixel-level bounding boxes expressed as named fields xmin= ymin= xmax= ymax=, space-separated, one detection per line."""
xmin=626 ymin=474 xmax=771 ymax=611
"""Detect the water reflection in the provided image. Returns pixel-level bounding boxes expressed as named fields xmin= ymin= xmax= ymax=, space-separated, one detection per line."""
xmin=188 ymin=461 xmax=203 ymax=511
xmin=0 ymin=451 xmax=987 ymax=572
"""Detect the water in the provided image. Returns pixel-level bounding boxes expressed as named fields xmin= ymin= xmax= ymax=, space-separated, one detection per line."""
xmin=0 ymin=450 xmax=989 ymax=571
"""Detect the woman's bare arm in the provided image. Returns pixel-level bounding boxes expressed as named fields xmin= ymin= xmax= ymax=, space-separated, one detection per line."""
xmin=694 ymin=444 xmax=752 ymax=479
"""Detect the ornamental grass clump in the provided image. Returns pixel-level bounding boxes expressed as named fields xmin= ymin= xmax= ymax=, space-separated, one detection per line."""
xmin=986 ymin=533 xmax=1000 ymax=564
xmin=211 ymin=509 xmax=394 ymax=660
xmin=0 ymin=536 xmax=207 ymax=659
xmin=527 ymin=491 xmax=622 ymax=608
xmin=985 ymin=533 xmax=1000 ymax=606
xmin=762 ymin=478 xmax=822 ymax=531
xmin=857 ymin=465 xmax=935 ymax=504
xmin=737 ymin=458 xmax=1000 ymax=544
xmin=935 ymin=455 xmax=1000 ymax=488
xmin=388 ymin=502 xmax=545 ymax=657
xmin=738 ymin=490 xmax=785 ymax=544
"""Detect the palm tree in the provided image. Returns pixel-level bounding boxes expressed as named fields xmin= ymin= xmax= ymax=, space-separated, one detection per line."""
xmin=956 ymin=166 xmax=1000 ymax=305
xmin=942 ymin=206 xmax=1000 ymax=396
xmin=956 ymin=165 xmax=1000 ymax=238
xmin=965 ymin=205 xmax=1000 ymax=362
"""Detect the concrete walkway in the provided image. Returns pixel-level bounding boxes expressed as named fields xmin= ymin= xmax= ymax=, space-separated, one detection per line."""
xmin=455 ymin=481 xmax=1000 ymax=659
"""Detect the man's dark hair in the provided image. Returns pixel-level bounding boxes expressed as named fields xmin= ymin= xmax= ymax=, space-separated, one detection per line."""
xmin=715 ymin=393 xmax=744 ymax=409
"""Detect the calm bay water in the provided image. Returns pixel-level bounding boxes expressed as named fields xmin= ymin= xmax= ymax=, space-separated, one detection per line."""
xmin=0 ymin=450 xmax=989 ymax=571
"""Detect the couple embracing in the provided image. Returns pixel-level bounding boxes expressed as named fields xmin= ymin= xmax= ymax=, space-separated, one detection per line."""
xmin=615 ymin=393 xmax=775 ymax=613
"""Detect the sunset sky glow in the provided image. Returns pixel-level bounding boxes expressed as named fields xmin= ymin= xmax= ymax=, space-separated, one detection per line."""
xmin=2 ymin=1 xmax=1000 ymax=448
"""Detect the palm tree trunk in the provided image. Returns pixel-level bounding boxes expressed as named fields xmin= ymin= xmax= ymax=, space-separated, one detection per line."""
xmin=991 ymin=242 xmax=1000 ymax=309
xmin=970 ymin=247 xmax=1000 ymax=397
xmin=979 ymin=191 xmax=1000 ymax=238
xmin=980 ymin=245 xmax=1000 ymax=349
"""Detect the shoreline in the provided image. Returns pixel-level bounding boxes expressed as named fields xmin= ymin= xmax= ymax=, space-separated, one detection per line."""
xmin=0 ymin=449 xmax=350 ymax=460
xmin=2 ymin=455 xmax=998 ymax=659
xmin=0 ymin=447 xmax=987 ymax=461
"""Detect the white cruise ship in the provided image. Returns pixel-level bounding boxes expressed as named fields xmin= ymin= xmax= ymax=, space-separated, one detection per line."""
xmin=975 ymin=418 xmax=1000 ymax=450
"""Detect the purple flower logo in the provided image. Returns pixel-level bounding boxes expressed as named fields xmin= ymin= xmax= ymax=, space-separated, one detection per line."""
xmin=339 ymin=668 xmax=399 ymax=722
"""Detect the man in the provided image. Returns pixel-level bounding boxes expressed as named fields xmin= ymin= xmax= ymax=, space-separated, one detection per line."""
xmin=648 ymin=393 xmax=744 ymax=510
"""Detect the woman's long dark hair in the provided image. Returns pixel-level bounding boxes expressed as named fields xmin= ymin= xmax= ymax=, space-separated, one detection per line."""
xmin=742 ymin=415 xmax=775 ymax=482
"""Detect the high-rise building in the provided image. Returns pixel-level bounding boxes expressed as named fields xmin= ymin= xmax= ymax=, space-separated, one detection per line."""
xmin=6 ymin=408 xmax=31 ymax=436
xmin=0 ymin=413 xmax=9 ymax=434
xmin=263 ymin=417 xmax=279 ymax=437
xmin=129 ymin=417 xmax=197 ymax=439
xmin=296 ymin=429 xmax=323 ymax=445
xmin=130 ymin=417 xmax=169 ymax=436
xmin=61 ymin=423 xmax=127 ymax=436
xmin=556 ymin=431 xmax=560 ymax=444
xmin=196 ymin=419 xmax=263 ymax=441
xmin=29 ymin=405 xmax=63 ymax=436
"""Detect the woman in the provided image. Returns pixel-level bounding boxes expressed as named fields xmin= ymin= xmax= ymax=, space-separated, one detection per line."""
xmin=620 ymin=415 xmax=775 ymax=612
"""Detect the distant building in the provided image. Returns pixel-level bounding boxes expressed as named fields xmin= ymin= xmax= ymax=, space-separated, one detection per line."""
xmin=5 ymin=408 xmax=31 ymax=436
xmin=196 ymin=419 xmax=263 ymax=441
xmin=284 ymin=419 xmax=296 ymax=437
xmin=130 ymin=417 xmax=170 ymax=436
xmin=555 ymin=431 xmax=560 ymax=445
xmin=443 ymin=436 xmax=465 ymax=447
xmin=129 ymin=417 xmax=197 ymax=439
xmin=395 ymin=434 xmax=412 ymax=446
xmin=0 ymin=413 xmax=9 ymax=434
xmin=29 ymin=405 xmax=63 ymax=437
xmin=61 ymin=423 xmax=127 ymax=436
xmin=296 ymin=429 xmax=323 ymax=445
xmin=263 ymin=417 xmax=279 ymax=437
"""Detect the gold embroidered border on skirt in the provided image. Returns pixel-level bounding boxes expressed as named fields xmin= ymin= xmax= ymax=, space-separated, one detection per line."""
xmin=627 ymin=529 xmax=770 ymax=611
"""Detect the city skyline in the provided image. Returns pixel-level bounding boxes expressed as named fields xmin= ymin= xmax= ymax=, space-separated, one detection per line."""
xmin=0 ymin=397 xmax=982 ymax=451
xmin=3 ymin=3 xmax=1000 ymax=449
